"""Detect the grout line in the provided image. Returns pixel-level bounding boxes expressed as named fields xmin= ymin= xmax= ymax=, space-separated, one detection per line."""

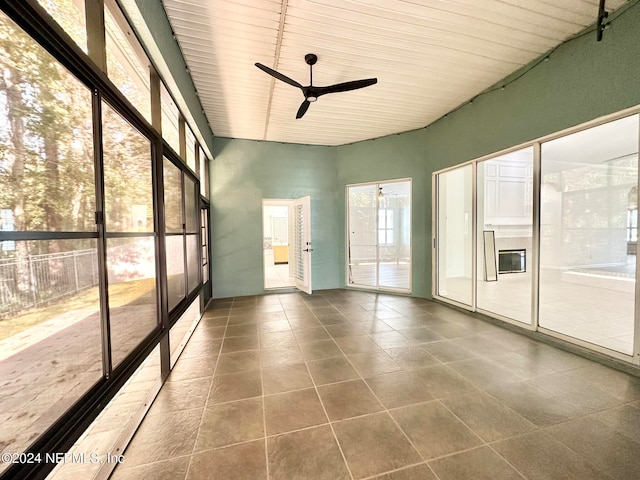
xmin=324 ymin=293 xmax=536 ymax=480
xmin=188 ymin=419 xmax=345 ymax=453
xmin=484 ymin=443 xmax=529 ymax=480
xmin=434 ymin=397 xmax=488 ymax=445
xmin=327 ymin=302 xmax=438 ymax=462
xmin=341 ymin=306 xmax=489 ymax=480
xmin=183 ymin=292 xmax=638 ymax=479
xmin=356 ymin=460 xmax=433 ymax=480
xmin=306 ymin=296 xmax=432 ymax=477
xmin=110 ymin=452 xmax=193 ymax=475
xmin=257 ymin=306 xmax=270 ymax=480
xmin=198 ymin=397 xmax=476 ymax=444
xmin=425 ymin=444 xmax=495 ymax=463
xmin=293 ymin=302 xmax=356 ymax=480
xmin=184 ymin=302 xmax=230 ymax=478
xmin=426 ymin=462 xmax=444 ymax=480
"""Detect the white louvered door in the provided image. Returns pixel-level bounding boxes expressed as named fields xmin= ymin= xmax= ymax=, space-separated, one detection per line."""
xmin=293 ymin=196 xmax=312 ymax=294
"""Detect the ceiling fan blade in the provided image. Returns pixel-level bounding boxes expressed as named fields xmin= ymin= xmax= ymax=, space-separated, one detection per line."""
xmin=317 ymin=78 xmax=377 ymax=96
xmin=296 ymin=99 xmax=311 ymax=119
xmin=255 ymin=63 xmax=303 ymax=89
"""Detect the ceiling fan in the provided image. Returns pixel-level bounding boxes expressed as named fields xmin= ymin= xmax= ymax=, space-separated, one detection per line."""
xmin=255 ymin=53 xmax=377 ymax=119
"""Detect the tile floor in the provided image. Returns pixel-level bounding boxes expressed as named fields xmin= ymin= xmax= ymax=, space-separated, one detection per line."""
xmin=441 ymin=266 xmax=635 ymax=355
xmin=264 ymin=250 xmax=295 ymax=289
xmin=348 ymin=262 xmax=411 ymax=291
xmin=110 ymin=289 xmax=640 ymax=480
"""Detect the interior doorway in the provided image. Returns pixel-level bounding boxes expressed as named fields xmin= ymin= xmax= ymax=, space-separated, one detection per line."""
xmin=263 ymin=201 xmax=295 ymax=289
xmin=262 ymin=197 xmax=312 ymax=292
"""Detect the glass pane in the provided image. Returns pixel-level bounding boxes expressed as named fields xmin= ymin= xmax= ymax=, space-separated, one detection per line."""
xmin=0 ymin=240 xmax=102 ymax=466
xmin=105 ymin=5 xmax=152 ymax=123
xmin=161 ymin=83 xmax=180 ymax=155
xmin=166 ymin=235 xmax=185 ymax=311
xmin=107 ymin=237 xmax=157 ymax=367
xmin=476 ymin=147 xmax=533 ymax=323
xmin=186 ymin=233 xmax=199 ymax=294
xmin=51 ymin=345 xmax=160 ymax=480
xmin=437 ymin=165 xmax=473 ymax=305
xmin=186 ymin=126 xmax=196 ymax=172
xmin=378 ymin=180 xmax=411 ymax=290
xmin=540 ymin=115 xmax=638 ymax=355
xmin=348 ymin=184 xmax=377 ymax=287
xmin=169 ymin=297 xmax=200 ymax=367
xmin=378 ymin=209 xmax=393 ymax=245
xmin=185 ymin=176 xmax=198 ymax=233
xmin=102 ymin=102 xmax=153 ymax=232
xmin=37 ymin=0 xmax=87 ymax=53
xmin=164 ymin=158 xmax=183 ymax=233
xmin=0 ymin=12 xmax=95 ymax=232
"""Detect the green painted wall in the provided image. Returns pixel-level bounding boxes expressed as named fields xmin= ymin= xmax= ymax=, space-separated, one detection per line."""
xmin=211 ymin=139 xmax=339 ymax=298
xmin=337 ymin=1 xmax=640 ymax=298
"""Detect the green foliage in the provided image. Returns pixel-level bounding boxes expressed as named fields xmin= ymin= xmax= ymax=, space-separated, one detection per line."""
xmin=0 ymin=4 xmax=156 ymax=246
xmin=0 ymin=11 xmax=94 ymax=235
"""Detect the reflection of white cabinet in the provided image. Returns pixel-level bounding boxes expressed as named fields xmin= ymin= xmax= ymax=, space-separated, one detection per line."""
xmin=484 ymin=160 xmax=532 ymax=227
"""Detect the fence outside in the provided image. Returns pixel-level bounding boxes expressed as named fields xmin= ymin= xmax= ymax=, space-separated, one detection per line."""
xmin=0 ymin=249 xmax=99 ymax=319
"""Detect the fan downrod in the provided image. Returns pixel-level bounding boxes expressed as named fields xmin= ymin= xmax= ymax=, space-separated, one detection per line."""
xmin=305 ymin=53 xmax=318 ymax=66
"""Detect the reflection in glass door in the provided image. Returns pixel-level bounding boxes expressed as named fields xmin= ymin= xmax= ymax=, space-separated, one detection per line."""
xmin=348 ymin=184 xmax=378 ymax=288
xmin=436 ymin=166 xmax=473 ymax=305
xmin=539 ymin=115 xmax=639 ymax=355
xmin=434 ymin=113 xmax=640 ymax=360
xmin=379 ymin=181 xmax=411 ymax=290
xmin=476 ymin=147 xmax=533 ymax=323
xmin=347 ymin=180 xmax=411 ymax=291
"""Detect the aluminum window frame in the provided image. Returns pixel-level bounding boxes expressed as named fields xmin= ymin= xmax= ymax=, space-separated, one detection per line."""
xmin=0 ymin=1 xmax=208 ymax=478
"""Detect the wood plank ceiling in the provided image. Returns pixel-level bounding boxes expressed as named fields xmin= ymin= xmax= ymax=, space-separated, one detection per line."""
xmin=162 ymin=0 xmax=626 ymax=146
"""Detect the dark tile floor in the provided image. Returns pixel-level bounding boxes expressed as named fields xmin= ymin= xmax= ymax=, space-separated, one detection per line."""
xmin=110 ymin=289 xmax=640 ymax=480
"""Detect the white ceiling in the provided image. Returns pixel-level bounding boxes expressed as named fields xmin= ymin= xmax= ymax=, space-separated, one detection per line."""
xmin=162 ymin=0 xmax=626 ymax=146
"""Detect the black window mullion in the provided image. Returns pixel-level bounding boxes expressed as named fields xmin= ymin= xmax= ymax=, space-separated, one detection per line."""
xmin=149 ymin=66 xmax=169 ymax=331
xmin=4 ymin=1 xmax=158 ymax=142
xmin=152 ymin=138 xmax=171 ymax=376
xmin=181 ymin=171 xmax=188 ymax=300
xmin=92 ymin=90 xmax=113 ymax=380
xmin=85 ymin=0 xmax=106 ymax=71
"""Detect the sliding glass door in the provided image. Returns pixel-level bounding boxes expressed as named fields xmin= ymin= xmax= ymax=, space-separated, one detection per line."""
xmin=434 ymin=112 xmax=640 ymax=361
xmin=436 ymin=166 xmax=473 ymax=306
xmin=347 ymin=179 xmax=411 ymax=292
xmin=539 ymin=115 xmax=638 ymax=355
